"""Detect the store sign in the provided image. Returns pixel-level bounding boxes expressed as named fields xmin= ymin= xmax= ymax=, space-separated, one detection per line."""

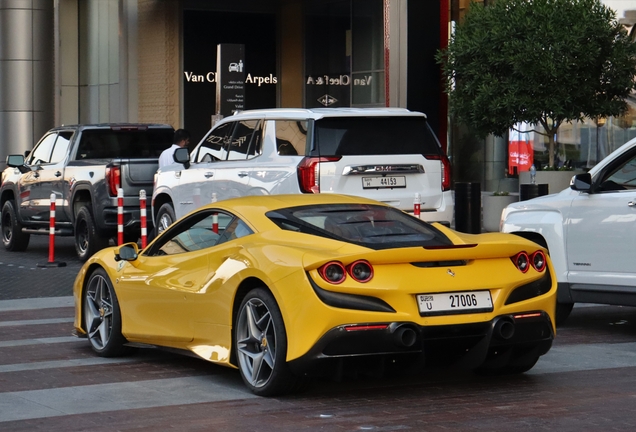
xmin=306 ymin=74 xmax=373 ymax=86
xmin=184 ymin=71 xmax=277 ymax=86
xmin=216 ymin=44 xmax=246 ymax=116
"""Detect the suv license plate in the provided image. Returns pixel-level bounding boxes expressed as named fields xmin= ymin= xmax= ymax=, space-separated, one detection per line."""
xmin=417 ymin=291 xmax=493 ymax=316
xmin=362 ymin=176 xmax=406 ymax=189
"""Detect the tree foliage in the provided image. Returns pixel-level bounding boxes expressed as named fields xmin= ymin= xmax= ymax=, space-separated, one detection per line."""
xmin=437 ymin=0 xmax=636 ymax=167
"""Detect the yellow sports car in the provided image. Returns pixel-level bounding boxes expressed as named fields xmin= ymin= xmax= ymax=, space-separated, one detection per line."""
xmin=73 ymin=194 xmax=556 ymax=396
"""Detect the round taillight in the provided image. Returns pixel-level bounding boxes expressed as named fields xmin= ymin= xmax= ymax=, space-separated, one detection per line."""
xmin=319 ymin=261 xmax=346 ymax=284
xmin=531 ymin=251 xmax=546 ymax=272
xmin=512 ymin=252 xmax=530 ymax=273
xmin=347 ymin=260 xmax=374 ymax=283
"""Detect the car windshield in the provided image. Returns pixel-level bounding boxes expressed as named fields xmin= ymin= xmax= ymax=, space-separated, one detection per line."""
xmin=312 ymin=117 xmax=441 ymax=157
xmin=266 ymin=204 xmax=452 ymax=250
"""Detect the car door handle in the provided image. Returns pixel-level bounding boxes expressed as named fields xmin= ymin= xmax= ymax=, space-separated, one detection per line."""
xmin=238 ymin=172 xmax=248 ymax=178
xmin=55 ymin=171 xmax=62 ymax=177
xmin=628 ymin=201 xmax=636 ymax=207
xmin=204 ymin=172 xmax=214 ymax=178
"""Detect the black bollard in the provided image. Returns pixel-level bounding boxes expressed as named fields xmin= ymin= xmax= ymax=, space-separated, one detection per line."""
xmin=454 ymin=182 xmax=481 ymax=234
xmin=519 ymin=183 xmax=549 ymax=201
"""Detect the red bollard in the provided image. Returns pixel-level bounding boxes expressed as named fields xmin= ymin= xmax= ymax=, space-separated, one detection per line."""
xmin=37 ymin=193 xmax=66 ymax=267
xmin=413 ymin=193 xmax=421 ymax=219
xmin=211 ymin=192 xmax=218 ymax=233
xmin=139 ymin=189 xmax=147 ymax=248
xmin=117 ymin=188 xmax=124 ymax=245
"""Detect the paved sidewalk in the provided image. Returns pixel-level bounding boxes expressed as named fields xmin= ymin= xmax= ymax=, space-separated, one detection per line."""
xmin=0 ymin=236 xmax=82 ymax=300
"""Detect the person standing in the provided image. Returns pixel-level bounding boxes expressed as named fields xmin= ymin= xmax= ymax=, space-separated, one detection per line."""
xmin=158 ymin=129 xmax=190 ymax=169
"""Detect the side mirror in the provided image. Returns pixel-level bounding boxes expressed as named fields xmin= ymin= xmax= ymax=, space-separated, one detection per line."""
xmin=173 ymin=147 xmax=190 ymax=169
xmin=114 ymin=243 xmax=139 ymax=262
xmin=6 ymin=155 xmax=30 ymax=173
xmin=570 ymin=173 xmax=592 ymax=192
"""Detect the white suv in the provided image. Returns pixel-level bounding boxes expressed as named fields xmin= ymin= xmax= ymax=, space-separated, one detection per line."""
xmin=501 ymin=136 xmax=636 ymax=325
xmin=152 ymin=108 xmax=452 ymax=233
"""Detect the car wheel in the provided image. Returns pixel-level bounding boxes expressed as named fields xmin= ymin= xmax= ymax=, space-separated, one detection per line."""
xmin=156 ymin=203 xmax=176 ymax=236
xmin=235 ymin=288 xmax=301 ymax=396
xmin=75 ymin=206 xmax=109 ymax=262
xmin=1 ymin=199 xmax=30 ymax=251
xmin=555 ymin=301 xmax=574 ymax=326
xmin=84 ymin=268 xmax=129 ymax=357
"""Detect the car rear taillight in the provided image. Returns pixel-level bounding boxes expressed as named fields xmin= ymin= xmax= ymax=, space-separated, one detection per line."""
xmin=105 ymin=166 xmax=121 ymax=197
xmin=318 ymin=261 xmax=346 ymax=284
xmin=347 ymin=260 xmax=374 ymax=283
xmin=426 ymin=154 xmax=452 ymax=191
xmin=297 ymin=156 xmax=342 ymax=193
xmin=512 ymin=252 xmax=530 ymax=273
xmin=531 ymin=251 xmax=546 ymax=272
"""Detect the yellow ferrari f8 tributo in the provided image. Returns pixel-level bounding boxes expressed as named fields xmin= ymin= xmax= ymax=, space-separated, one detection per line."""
xmin=73 ymin=194 xmax=556 ymax=396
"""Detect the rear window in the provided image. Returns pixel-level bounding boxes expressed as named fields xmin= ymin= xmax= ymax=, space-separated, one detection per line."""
xmin=76 ymin=129 xmax=173 ymax=159
xmin=311 ymin=117 xmax=441 ymax=157
xmin=266 ymin=204 xmax=452 ymax=250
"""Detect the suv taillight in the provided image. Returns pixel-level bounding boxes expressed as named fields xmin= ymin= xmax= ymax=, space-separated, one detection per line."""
xmin=297 ymin=156 xmax=341 ymax=193
xmin=105 ymin=166 xmax=121 ymax=197
xmin=426 ymin=154 xmax=452 ymax=191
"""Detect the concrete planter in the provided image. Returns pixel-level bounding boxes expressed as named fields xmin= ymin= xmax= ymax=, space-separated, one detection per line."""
xmin=482 ymin=194 xmax=519 ymax=232
xmin=519 ymin=170 xmax=584 ymax=195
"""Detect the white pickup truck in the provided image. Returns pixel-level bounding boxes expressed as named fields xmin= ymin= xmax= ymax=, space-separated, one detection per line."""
xmin=501 ymin=136 xmax=636 ymax=324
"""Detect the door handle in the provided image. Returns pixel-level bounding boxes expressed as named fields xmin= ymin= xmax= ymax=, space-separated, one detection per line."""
xmin=628 ymin=201 xmax=636 ymax=207
xmin=204 ymin=172 xmax=214 ymax=178
xmin=183 ymin=281 xmax=194 ymax=288
xmin=238 ymin=172 xmax=248 ymax=178
xmin=55 ymin=171 xmax=62 ymax=177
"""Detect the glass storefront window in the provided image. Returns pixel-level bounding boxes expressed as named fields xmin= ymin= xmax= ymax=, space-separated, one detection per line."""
xmin=304 ymin=0 xmax=385 ymax=108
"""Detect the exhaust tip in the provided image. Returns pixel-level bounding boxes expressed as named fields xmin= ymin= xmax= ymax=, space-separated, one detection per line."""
xmin=392 ymin=325 xmax=418 ymax=348
xmin=494 ymin=318 xmax=515 ymax=340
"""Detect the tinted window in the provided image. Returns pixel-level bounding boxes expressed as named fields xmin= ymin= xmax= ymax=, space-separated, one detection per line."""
xmin=312 ymin=117 xmax=441 ymax=156
xmin=195 ymin=122 xmax=234 ymax=162
xmin=29 ymin=133 xmax=57 ymax=165
xmin=275 ymin=120 xmax=308 ymax=155
xmin=228 ymin=120 xmax=260 ymax=161
xmin=598 ymin=150 xmax=636 ymax=191
xmin=76 ymin=129 xmax=173 ymax=159
xmin=50 ymin=132 xmax=74 ymax=163
xmin=146 ymin=209 xmax=252 ymax=256
xmin=266 ymin=204 xmax=452 ymax=250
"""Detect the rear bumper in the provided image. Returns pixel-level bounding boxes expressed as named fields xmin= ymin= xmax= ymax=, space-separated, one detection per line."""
xmin=99 ymin=207 xmax=153 ymax=233
xmin=288 ymin=311 xmax=553 ymax=374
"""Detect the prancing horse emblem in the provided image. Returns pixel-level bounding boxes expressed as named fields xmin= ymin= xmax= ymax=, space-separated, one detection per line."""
xmin=447 ymin=269 xmax=455 ymax=277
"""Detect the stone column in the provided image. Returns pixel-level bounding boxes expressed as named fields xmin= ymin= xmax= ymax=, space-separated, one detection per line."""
xmin=0 ymin=0 xmax=54 ymax=162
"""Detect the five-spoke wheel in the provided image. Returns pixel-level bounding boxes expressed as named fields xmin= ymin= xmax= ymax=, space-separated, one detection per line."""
xmin=84 ymin=268 xmax=128 ymax=357
xmin=235 ymin=288 xmax=300 ymax=396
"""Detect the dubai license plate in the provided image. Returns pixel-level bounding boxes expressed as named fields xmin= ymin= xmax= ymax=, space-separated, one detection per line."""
xmin=417 ymin=290 xmax=493 ymax=316
xmin=362 ymin=176 xmax=406 ymax=189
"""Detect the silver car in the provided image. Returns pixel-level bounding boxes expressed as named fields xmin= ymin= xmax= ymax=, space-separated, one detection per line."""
xmin=152 ymin=108 xmax=453 ymax=233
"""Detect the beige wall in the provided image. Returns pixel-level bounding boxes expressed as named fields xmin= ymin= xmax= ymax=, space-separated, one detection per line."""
xmin=138 ymin=0 xmax=181 ymax=128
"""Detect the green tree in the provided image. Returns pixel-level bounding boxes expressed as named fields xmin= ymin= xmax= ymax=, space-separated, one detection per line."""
xmin=437 ymin=0 xmax=636 ymax=168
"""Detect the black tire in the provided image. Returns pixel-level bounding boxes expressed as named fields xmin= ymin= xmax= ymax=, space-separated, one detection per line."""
xmin=1 ymin=199 xmax=30 ymax=251
xmin=555 ymin=302 xmax=574 ymax=326
xmin=235 ymin=288 xmax=301 ymax=396
xmin=83 ymin=267 xmax=130 ymax=357
xmin=75 ymin=206 xmax=109 ymax=262
xmin=155 ymin=203 xmax=176 ymax=237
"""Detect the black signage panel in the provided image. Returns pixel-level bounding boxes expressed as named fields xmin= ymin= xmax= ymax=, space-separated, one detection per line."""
xmin=216 ymin=44 xmax=246 ymax=116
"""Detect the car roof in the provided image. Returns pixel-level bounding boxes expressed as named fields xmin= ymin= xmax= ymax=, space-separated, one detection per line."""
xmin=221 ymin=107 xmax=427 ymax=122
xmin=47 ymin=123 xmax=174 ymax=132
